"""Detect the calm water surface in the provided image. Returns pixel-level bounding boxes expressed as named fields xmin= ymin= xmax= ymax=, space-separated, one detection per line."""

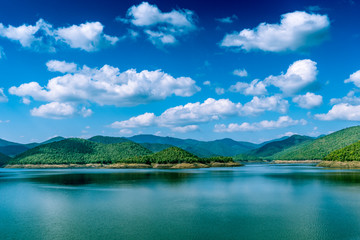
xmin=1 ymin=164 xmax=360 ymax=240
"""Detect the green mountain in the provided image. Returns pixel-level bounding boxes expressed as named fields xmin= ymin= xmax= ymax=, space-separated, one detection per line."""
xmin=324 ymin=141 xmax=360 ymax=161
xmin=272 ymin=126 xmax=360 ymax=160
xmin=249 ymin=135 xmax=313 ymax=157
xmin=151 ymin=147 xmax=200 ymax=163
xmin=9 ymin=138 xmax=153 ymax=165
xmin=139 ymin=143 xmax=173 ymax=153
xmin=0 ymin=145 xmax=29 ymax=157
xmin=0 ymin=136 xmax=66 ymax=157
xmin=128 ymin=135 xmax=258 ymax=157
xmin=0 ymin=138 xmax=21 ymax=147
xmin=0 ymin=152 xmax=11 ymax=167
xmin=88 ymin=135 xmax=129 ymax=144
xmin=124 ymin=146 xmax=234 ymax=164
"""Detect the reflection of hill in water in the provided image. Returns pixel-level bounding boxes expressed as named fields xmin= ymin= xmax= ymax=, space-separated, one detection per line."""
xmin=266 ymin=171 xmax=360 ymax=185
xmin=29 ymin=171 xmax=194 ymax=186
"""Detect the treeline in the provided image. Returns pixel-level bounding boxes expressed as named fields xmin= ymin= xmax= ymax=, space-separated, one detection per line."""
xmin=9 ymin=139 xmax=234 ymax=165
xmin=324 ymin=141 xmax=360 ymax=161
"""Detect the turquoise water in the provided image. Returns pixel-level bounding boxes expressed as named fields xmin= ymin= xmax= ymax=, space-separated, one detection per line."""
xmin=1 ymin=164 xmax=360 ymax=240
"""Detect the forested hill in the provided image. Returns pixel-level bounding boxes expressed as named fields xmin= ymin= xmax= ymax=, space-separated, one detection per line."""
xmin=9 ymin=139 xmax=152 ymax=165
xmin=324 ymin=141 xmax=360 ymax=161
xmin=248 ymin=135 xmax=313 ymax=157
xmin=0 ymin=152 xmax=11 ymax=166
xmin=271 ymin=126 xmax=360 ymax=160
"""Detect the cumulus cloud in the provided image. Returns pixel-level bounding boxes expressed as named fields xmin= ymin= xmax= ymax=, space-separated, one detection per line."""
xmin=240 ymin=95 xmax=288 ymax=115
xmin=30 ymin=102 xmax=92 ymax=119
xmin=10 ymin=60 xmax=200 ymax=108
xmin=220 ymin=11 xmax=329 ymax=52
xmin=111 ymin=112 xmax=156 ymax=128
xmin=214 ymin=116 xmax=307 ymax=132
xmin=315 ymin=103 xmax=360 ymax=121
xmin=292 ymin=92 xmax=323 ymax=109
xmin=215 ymin=15 xmax=238 ymax=24
xmin=0 ymin=88 xmax=8 ymax=102
xmin=46 ymin=60 xmax=78 ymax=73
xmin=111 ymin=96 xmax=288 ymax=131
xmin=330 ymin=91 xmax=360 ymax=105
xmin=215 ymin=87 xmax=225 ymax=95
xmin=230 ymin=79 xmax=267 ymax=96
xmin=344 ymin=70 xmax=360 ymax=87
xmin=172 ymin=125 xmax=199 ymax=133
xmin=119 ymin=2 xmax=196 ymax=46
xmin=56 ymin=22 xmax=119 ymax=51
xmin=0 ymin=19 xmax=118 ymax=52
xmin=265 ymin=59 xmax=318 ymax=95
xmin=203 ymin=81 xmax=211 ymax=86
xmin=233 ymin=68 xmax=248 ymax=77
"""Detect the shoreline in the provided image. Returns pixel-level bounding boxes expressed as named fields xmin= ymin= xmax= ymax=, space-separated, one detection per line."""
xmin=4 ymin=162 xmax=243 ymax=169
xmin=270 ymin=160 xmax=322 ymax=164
xmin=317 ymin=161 xmax=360 ymax=169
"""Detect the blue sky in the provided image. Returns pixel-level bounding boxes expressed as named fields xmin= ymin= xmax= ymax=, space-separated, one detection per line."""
xmin=0 ymin=0 xmax=360 ymax=143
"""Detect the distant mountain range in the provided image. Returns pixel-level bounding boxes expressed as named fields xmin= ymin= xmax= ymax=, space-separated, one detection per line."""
xmin=2 ymin=125 xmax=360 ymax=164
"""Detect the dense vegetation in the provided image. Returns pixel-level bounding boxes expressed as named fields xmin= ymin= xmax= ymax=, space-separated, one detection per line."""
xmin=128 ymin=135 xmax=258 ymax=157
xmin=0 ymin=145 xmax=29 ymax=157
xmin=10 ymin=139 xmax=152 ymax=165
xmin=123 ymin=147 xmax=234 ymax=164
xmin=0 ymin=152 xmax=11 ymax=167
xmin=271 ymin=126 xmax=360 ymax=160
xmin=324 ymin=141 xmax=360 ymax=161
xmin=250 ymin=135 xmax=313 ymax=157
xmin=234 ymin=135 xmax=312 ymax=160
xmin=8 ymin=139 xmax=233 ymax=166
xmin=139 ymin=143 xmax=173 ymax=153
xmin=88 ymin=136 xmax=129 ymax=144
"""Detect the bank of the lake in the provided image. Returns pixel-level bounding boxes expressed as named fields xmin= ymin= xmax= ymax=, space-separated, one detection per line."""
xmin=317 ymin=161 xmax=360 ymax=169
xmin=5 ymin=161 xmax=243 ymax=169
xmin=2 ymin=164 xmax=360 ymax=240
xmin=271 ymin=160 xmax=321 ymax=164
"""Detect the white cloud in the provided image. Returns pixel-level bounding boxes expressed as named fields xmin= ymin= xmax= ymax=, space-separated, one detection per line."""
xmin=330 ymin=91 xmax=360 ymax=105
xmin=215 ymin=87 xmax=225 ymax=95
xmin=0 ymin=19 xmax=118 ymax=52
xmin=214 ymin=116 xmax=307 ymax=132
xmin=233 ymin=69 xmax=248 ymax=77
xmin=278 ymin=131 xmax=298 ymax=138
xmin=111 ymin=96 xmax=288 ymax=131
xmin=315 ymin=103 xmax=360 ymax=121
xmin=120 ymin=2 xmax=196 ymax=46
xmin=30 ymin=102 xmax=92 ymax=119
xmin=230 ymin=79 xmax=267 ymax=96
xmin=265 ymin=59 xmax=318 ymax=95
xmin=46 ymin=60 xmax=77 ymax=73
xmin=0 ymin=88 xmax=8 ymax=102
xmin=144 ymin=30 xmax=176 ymax=45
xmin=9 ymin=61 xmax=200 ymax=108
xmin=240 ymin=95 xmax=288 ymax=115
xmin=172 ymin=125 xmax=199 ymax=133
xmin=292 ymin=92 xmax=323 ymax=109
xmin=56 ymin=22 xmax=119 ymax=51
xmin=120 ymin=129 xmax=133 ymax=135
xmin=111 ymin=112 xmax=156 ymax=128
xmin=221 ymin=11 xmax=329 ymax=52
xmin=203 ymin=81 xmax=211 ymax=86
xmin=157 ymin=98 xmax=241 ymax=127
xmin=344 ymin=70 xmax=360 ymax=87
xmin=215 ymin=15 xmax=238 ymax=24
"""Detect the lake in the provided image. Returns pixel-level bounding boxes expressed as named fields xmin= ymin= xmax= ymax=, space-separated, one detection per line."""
xmin=1 ymin=164 xmax=360 ymax=240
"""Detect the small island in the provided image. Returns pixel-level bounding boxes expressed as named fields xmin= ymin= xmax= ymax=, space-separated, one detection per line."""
xmin=4 ymin=138 xmax=242 ymax=169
